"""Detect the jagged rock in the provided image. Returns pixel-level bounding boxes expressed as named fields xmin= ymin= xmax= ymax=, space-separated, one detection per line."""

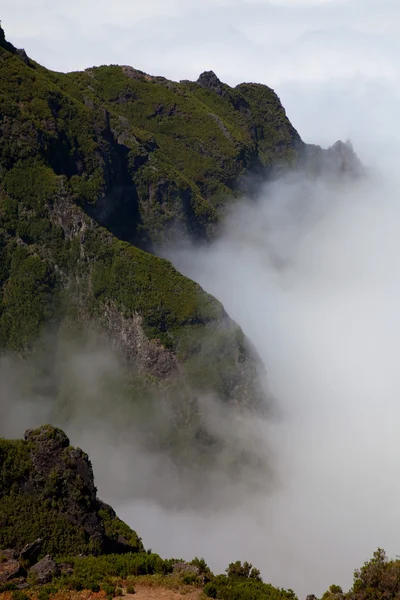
xmin=16 ymin=48 xmax=29 ymax=65
xmin=327 ymin=139 xmax=364 ymax=175
xmin=302 ymin=138 xmax=364 ymax=178
xmin=197 ymin=70 xmax=225 ymax=96
xmin=0 ymin=425 xmax=144 ymax=557
xmin=0 ymin=550 xmax=24 ymax=583
xmin=29 ymin=555 xmax=59 ymax=584
xmin=20 ymin=539 xmax=42 ymax=566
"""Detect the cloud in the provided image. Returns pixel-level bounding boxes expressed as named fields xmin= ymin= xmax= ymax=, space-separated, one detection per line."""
xmin=161 ymin=158 xmax=400 ymax=596
xmin=2 ymin=0 xmax=400 ymax=87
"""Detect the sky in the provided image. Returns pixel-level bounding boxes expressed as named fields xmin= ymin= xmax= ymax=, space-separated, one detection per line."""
xmin=2 ymin=0 xmax=400 ymax=157
xmin=3 ymin=1 xmax=400 ymax=597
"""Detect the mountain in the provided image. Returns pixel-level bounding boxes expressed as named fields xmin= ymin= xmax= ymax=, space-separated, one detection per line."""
xmin=0 ymin=25 xmax=362 ymax=469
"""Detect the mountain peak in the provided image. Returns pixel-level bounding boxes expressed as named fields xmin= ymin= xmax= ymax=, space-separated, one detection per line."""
xmin=197 ymin=70 xmax=225 ymax=94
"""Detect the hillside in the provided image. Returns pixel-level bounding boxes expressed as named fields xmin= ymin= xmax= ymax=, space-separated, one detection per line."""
xmin=0 ymin=24 xmax=362 ymax=472
xmin=0 ymin=23 xmax=269 ymax=446
xmin=0 ymin=427 xmax=398 ymax=600
xmin=0 ymin=426 xmax=297 ymax=599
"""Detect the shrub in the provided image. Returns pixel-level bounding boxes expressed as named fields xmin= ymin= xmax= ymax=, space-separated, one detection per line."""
xmin=38 ymin=585 xmax=58 ymax=600
xmin=226 ymin=561 xmax=262 ymax=582
xmin=204 ymin=582 xmax=218 ymax=598
xmin=12 ymin=591 xmax=30 ymax=600
xmin=182 ymin=573 xmax=199 ymax=585
xmin=102 ymin=582 xmax=117 ymax=600
xmin=191 ymin=557 xmax=211 ymax=575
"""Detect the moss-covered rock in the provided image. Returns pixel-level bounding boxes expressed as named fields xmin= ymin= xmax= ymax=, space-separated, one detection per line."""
xmin=0 ymin=425 xmax=143 ymax=556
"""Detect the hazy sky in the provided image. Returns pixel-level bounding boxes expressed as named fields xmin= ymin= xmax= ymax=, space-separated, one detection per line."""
xmin=2 ymin=0 xmax=400 ymax=155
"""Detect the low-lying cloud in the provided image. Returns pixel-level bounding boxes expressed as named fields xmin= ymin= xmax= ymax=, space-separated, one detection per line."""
xmin=148 ymin=160 xmax=400 ymax=597
xmin=4 ymin=161 xmax=400 ymax=598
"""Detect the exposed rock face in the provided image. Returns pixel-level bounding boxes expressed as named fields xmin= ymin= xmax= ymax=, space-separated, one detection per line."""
xmin=0 ymin=24 xmax=362 ymax=489
xmin=20 ymin=539 xmax=43 ymax=566
xmin=0 ymin=426 xmax=144 ymax=557
xmin=29 ymin=555 xmax=59 ymax=584
xmin=197 ymin=70 xmax=226 ymax=96
xmin=301 ymin=139 xmax=364 ymax=178
xmin=101 ymin=304 xmax=181 ymax=379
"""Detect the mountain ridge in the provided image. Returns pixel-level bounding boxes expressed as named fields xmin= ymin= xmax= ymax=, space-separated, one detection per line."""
xmin=0 ymin=23 xmax=362 ymax=478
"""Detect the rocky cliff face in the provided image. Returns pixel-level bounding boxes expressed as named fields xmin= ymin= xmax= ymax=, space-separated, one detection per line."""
xmin=0 ymin=26 xmax=361 ymax=463
xmin=0 ymin=425 xmax=143 ymax=557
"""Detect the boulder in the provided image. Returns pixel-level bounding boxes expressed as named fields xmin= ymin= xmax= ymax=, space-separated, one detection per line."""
xmin=20 ymin=539 xmax=42 ymax=566
xmin=29 ymin=555 xmax=59 ymax=584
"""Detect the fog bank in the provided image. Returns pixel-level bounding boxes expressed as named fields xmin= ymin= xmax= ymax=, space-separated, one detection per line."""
xmin=148 ymin=160 xmax=400 ymax=597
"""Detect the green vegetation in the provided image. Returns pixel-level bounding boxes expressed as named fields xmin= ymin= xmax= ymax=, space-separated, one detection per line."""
xmin=54 ymin=552 xmax=173 ymax=595
xmin=55 ymin=556 xmax=298 ymax=600
xmin=203 ymin=561 xmax=296 ymax=600
xmin=2 ymin=428 xmax=400 ymax=600
xmin=0 ymin=24 xmax=270 ymax=411
xmin=0 ymin=426 xmax=143 ymax=557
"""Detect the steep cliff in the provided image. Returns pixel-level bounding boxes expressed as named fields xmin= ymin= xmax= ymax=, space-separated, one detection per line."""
xmin=0 ymin=25 xmax=361 ymax=435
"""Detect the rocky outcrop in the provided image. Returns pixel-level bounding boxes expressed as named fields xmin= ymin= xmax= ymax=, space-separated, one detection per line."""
xmin=101 ymin=304 xmax=181 ymax=379
xmin=29 ymin=556 xmax=59 ymax=584
xmin=20 ymin=539 xmax=43 ymax=567
xmin=301 ymin=139 xmax=364 ymax=178
xmin=0 ymin=426 xmax=144 ymax=557
xmin=197 ymin=70 xmax=227 ymax=97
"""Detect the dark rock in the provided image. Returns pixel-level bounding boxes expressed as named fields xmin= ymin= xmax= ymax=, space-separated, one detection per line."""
xmin=306 ymin=595 xmax=318 ymax=600
xmin=197 ymin=71 xmax=225 ymax=96
xmin=1 ymin=425 xmax=143 ymax=557
xmin=20 ymin=539 xmax=42 ymax=566
xmin=16 ymin=48 xmax=30 ymax=65
xmin=29 ymin=555 xmax=59 ymax=584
